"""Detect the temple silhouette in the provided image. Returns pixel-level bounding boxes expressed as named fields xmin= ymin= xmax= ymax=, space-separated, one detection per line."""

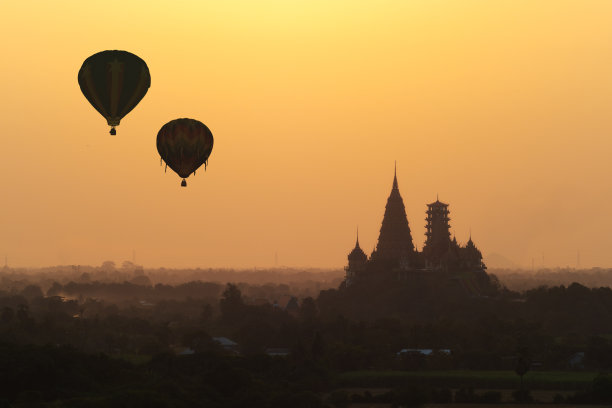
xmin=345 ymin=166 xmax=491 ymax=294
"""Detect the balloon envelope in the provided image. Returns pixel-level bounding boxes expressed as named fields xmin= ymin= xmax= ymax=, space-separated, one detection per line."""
xmin=157 ymin=118 xmax=214 ymax=186
xmin=78 ymin=50 xmax=151 ymax=135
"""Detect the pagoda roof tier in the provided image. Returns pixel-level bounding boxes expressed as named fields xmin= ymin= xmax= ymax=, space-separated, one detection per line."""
xmin=427 ymin=199 xmax=449 ymax=207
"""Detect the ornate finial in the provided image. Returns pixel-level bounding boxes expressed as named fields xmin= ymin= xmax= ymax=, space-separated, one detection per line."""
xmin=469 ymin=228 xmax=472 ymax=242
xmin=356 ymin=226 xmax=360 ymax=246
xmin=393 ymin=161 xmax=398 ymax=189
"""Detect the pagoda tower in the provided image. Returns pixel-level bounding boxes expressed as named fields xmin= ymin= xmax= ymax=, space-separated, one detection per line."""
xmin=423 ymin=198 xmax=452 ymax=264
xmin=370 ymin=164 xmax=415 ymax=265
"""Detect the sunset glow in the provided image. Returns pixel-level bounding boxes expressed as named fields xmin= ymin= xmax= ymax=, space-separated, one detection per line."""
xmin=2 ymin=1 xmax=612 ymax=268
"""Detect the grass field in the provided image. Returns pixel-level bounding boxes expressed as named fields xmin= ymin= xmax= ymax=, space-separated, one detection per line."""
xmin=337 ymin=370 xmax=599 ymax=390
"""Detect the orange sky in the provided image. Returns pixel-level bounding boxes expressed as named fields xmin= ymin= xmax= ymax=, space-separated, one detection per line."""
xmin=1 ymin=1 xmax=612 ymax=268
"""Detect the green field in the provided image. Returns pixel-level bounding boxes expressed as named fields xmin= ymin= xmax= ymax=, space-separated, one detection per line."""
xmin=337 ymin=370 xmax=599 ymax=390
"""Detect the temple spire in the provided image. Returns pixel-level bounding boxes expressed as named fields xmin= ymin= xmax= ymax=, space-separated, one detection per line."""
xmin=393 ymin=161 xmax=398 ymax=190
xmin=356 ymin=226 xmax=360 ymax=247
xmin=371 ymin=164 xmax=414 ymax=262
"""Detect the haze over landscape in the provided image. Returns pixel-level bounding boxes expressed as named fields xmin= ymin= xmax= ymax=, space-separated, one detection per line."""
xmin=2 ymin=1 xmax=612 ymax=269
xmin=8 ymin=2 xmax=612 ymax=407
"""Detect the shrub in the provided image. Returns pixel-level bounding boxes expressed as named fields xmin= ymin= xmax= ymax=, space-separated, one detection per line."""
xmin=512 ymin=389 xmax=533 ymax=403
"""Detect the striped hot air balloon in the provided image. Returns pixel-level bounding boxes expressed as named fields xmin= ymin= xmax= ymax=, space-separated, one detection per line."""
xmin=157 ymin=118 xmax=214 ymax=187
xmin=78 ymin=50 xmax=151 ymax=135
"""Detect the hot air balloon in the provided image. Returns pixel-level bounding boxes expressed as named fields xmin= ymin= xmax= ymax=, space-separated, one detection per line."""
xmin=78 ymin=50 xmax=151 ymax=135
xmin=157 ymin=118 xmax=214 ymax=187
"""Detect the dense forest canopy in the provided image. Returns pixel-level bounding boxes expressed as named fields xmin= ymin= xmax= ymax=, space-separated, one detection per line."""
xmin=3 ymin=265 xmax=612 ymax=406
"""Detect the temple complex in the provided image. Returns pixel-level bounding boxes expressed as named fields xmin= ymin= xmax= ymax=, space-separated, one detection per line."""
xmin=345 ymin=167 xmax=490 ymax=293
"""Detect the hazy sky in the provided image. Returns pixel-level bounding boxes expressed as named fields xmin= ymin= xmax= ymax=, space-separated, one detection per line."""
xmin=2 ymin=1 xmax=612 ymax=268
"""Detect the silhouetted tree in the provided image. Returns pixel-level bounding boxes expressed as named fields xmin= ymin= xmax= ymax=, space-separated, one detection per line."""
xmin=515 ymin=346 xmax=531 ymax=402
xmin=592 ymin=373 xmax=612 ymax=403
xmin=46 ymin=282 xmax=62 ymax=297
xmin=1 ymin=307 xmax=14 ymax=324
xmin=21 ymin=285 xmax=43 ymax=300
xmin=200 ymin=303 xmax=213 ymax=324
xmin=299 ymin=297 xmax=318 ymax=322
xmin=220 ymin=283 xmax=245 ymax=323
xmin=130 ymin=275 xmax=151 ymax=286
xmin=312 ymin=332 xmax=325 ymax=361
xmin=16 ymin=304 xmax=30 ymax=324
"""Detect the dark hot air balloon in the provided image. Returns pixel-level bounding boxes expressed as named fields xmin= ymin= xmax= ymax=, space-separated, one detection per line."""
xmin=157 ymin=118 xmax=214 ymax=187
xmin=78 ymin=50 xmax=151 ymax=135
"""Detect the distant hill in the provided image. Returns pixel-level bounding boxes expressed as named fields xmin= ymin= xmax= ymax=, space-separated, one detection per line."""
xmin=484 ymin=253 xmax=520 ymax=269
